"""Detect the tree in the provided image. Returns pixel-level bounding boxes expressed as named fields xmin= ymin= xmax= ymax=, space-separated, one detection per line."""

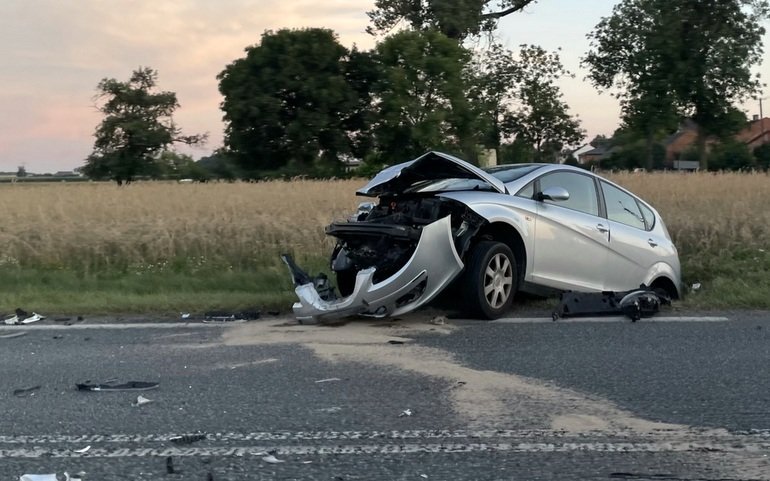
xmin=83 ymin=68 xmax=205 ymax=184
xmin=367 ymin=0 xmax=538 ymax=39
xmin=372 ymin=30 xmax=480 ymax=164
xmin=754 ymin=143 xmax=770 ymax=170
xmin=584 ymin=0 xmax=768 ymax=170
xmin=709 ymin=140 xmax=755 ymax=170
xmin=218 ymin=28 xmax=363 ymax=175
xmin=501 ymin=46 xmax=584 ymax=161
xmin=16 ymin=166 xmax=27 ymax=178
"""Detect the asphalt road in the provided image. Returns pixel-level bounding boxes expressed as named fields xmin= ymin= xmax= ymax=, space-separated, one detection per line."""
xmin=0 ymin=312 xmax=768 ymax=480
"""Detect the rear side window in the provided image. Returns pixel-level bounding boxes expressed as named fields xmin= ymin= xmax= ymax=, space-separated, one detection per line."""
xmin=538 ymin=172 xmax=599 ymax=216
xmin=600 ymin=181 xmax=646 ymax=230
xmin=638 ymin=202 xmax=656 ymax=231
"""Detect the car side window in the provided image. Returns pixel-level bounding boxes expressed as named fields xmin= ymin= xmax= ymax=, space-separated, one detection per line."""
xmin=537 ymin=172 xmax=599 ymax=216
xmin=515 ymin=181 xmax=534 ymax=199
xmin=600 ymin=181 xmax=646 ymax=230
xmin=638 ymin=202 xmax=656 ymax=231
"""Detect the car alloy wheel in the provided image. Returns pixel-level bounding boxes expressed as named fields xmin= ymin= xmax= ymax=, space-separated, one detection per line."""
xmin=484 ymin=252 xmax=513 ymax=309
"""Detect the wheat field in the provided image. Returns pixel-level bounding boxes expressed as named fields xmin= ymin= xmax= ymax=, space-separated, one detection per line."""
xmin=0 ymin=172 xmax=768 ymax=295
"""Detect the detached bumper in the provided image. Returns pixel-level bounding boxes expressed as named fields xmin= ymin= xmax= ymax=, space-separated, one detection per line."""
xmin=285 ymin=215 xmax=463 ymax=323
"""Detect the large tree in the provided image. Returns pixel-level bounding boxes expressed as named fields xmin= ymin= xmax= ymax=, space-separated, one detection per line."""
xmin=372 ymin=30 xmax=479 ymax=164
xmin=84 ymin=68 xmax=205 ymax=184
xmin=584 ymin=0 xmax=768 ymax=170
xmin=471 ymin=44 xmax=583 ymax=161
xmin=218 ymin=28 xmax=364 ymax=174
xmin=367 ymin=0 xmax=537 ymax=39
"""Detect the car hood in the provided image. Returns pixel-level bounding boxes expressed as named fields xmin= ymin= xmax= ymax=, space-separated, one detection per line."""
xmin=356 ymin=151 xmax=507 ymax=197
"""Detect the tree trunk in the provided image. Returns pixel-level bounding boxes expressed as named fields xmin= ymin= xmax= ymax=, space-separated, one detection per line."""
xmin=696 ymin=126 xmax=708 ymax=171
xmin=645 ymin=131 xmax=654 ymax=171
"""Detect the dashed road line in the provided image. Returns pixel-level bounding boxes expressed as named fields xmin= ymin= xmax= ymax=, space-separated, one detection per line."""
xmin=493 ymin=316 xmax=730 ymax=324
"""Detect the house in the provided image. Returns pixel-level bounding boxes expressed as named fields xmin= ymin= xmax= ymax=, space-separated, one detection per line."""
xmin=578 ymin=143 xmax=619 ymax=165
xmin=665 ymin=115 xmax=770 ymax=163
xmin=567 ymin=144 xmax=595 ymax=164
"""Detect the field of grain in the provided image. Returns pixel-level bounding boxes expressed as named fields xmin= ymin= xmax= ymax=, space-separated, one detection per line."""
xmin=0 ymin=172 xmax=768 ymax=312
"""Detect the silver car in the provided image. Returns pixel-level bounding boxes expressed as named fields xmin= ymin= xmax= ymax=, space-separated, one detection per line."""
xmin=283 ymin=151 xmax=681 ymax=322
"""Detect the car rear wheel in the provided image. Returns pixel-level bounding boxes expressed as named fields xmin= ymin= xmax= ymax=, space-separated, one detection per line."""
xmin=461 ymin=241 xmax=517 ymax=319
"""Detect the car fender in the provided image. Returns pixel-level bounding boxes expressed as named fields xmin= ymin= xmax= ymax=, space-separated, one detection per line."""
xmin=643 ymin=261 xmax=682 ymax=298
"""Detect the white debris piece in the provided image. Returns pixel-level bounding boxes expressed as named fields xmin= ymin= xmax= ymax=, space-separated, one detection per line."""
xmin=132 ymin=395 xmax=153 ymax=407
xmin=74 ymin=445 xmax=91 ymax=453
xmin=315 ymin=378 xmax=341 ymax=383
xmin=20 ymin=475 xmax=58 ymax=481
xmin=4 ymin=315 xmax=19 ymax=325
xmin=261 ymin=454 xmax=285 ymax=464
xmin=691 ymin=283 xmax=701 ymax=291
xmin=21 ymin=313 xmax=45 ymax=324
xmin=399 ymin=409 xmax=413 ymax=417
xmin=181 ymin=313 xmax=191 ymax=319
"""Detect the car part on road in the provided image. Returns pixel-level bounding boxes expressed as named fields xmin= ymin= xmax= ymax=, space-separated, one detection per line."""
xmin=203 ymin=310 xmax=260 ymax=322
xmin=76 ymin=380 xmax=159 ymax=392
xmin=20 ymin=475 xmax=58 ymax=481
xmin=73 ymin=446 xmax=91 ymax=453
xmin=315 ymin=378 xmax=342 ymax=383
xmin=261 ymin=454 xmax=285 ymax=464
xmin=169 ymin=433 xmax=207 ymax=444
xmin=553 ymin=287 xmax=671 ymax=321
xmin=399 ymin=409 xmax=413 ymax=417
xmin=13 ymin=385 xmax=41 ymax=397
xmin=132 ymin=395 xmax=154 ymax=407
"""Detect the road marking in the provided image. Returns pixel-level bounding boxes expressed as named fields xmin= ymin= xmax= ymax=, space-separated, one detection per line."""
xmin=0 ymin=441 xmax=768 ymax=458
xmin=0 ymin=430 xmax=767 ymax=458
xmin=0 ymin=322 xmax=231 ymax=331
xmin=493 ymin=316 xmax=730 ymax=324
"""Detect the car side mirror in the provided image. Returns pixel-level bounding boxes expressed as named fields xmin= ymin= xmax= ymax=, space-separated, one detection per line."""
xmin=536 ymin=186 xmax=570 ymax=202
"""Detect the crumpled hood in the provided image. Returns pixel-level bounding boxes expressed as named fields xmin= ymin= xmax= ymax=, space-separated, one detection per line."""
xmin=357 ymin=151 xmax=507 ymax=197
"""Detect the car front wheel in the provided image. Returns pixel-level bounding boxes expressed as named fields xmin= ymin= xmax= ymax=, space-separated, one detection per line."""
xmin=461 ymin=241 xmax=517 ymax=319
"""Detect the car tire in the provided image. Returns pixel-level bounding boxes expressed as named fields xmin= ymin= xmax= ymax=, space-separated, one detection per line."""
xmin=461 ymin=241 xmax=517 ymax=319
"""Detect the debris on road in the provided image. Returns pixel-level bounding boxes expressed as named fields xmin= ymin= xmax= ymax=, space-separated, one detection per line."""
xmin=4 ymin=310 xmax=46 ymax=325
xmin=429 ymin=316 xmax=447 ymax=325
xmin=552 ymin=286 xmax=670 ymax=322
xmin=180 ymin=312 xmax=191 ymax=319
xmin=73 ymin=445 xmax=91 ymax=453
xmin=19 ymin=475 xmax=58 ymax=481
xmin=387 ymin=340 xmax=405 ymax=345
xmin=315 ymin=377 xmax=341 ymax=383
xmin=399 ymin=408 xmax=413 ymax=417
xmin=132 ymin=395 xmax=154 ymax=407
xmin=76 ymin=380 xmax=159 ymax=392
xmin=261 ymin=454 xmax=285 ymax=464
xmin=203 ymin=310 xmax=260 ymax=323
xmin=691 ymin=282 xmax=702 ymax=292
xmin=318 ymin=406 xmax=343 ymax=414
xmin=0 ymin=331 xmax=28 ymax=339
xmin=13 ymin=385 xmax=41 ymax=397
xmin=169 ymin=433 xmax=207 ymax=445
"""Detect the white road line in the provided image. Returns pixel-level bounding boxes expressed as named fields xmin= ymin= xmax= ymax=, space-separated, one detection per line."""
xmin=0 ymin=322 xmax=230 ymax=331
xmin=0 ymin=441 xmax=768 ymax=458
xmin=493 ymin=316 xmax=730 ymax=324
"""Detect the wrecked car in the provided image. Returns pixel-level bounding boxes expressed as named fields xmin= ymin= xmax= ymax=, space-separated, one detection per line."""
xmin=283 ymin=151 xmax=681 ymax=323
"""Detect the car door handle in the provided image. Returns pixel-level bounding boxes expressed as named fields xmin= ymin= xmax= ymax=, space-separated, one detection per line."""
xmin=648 ymin=239 xmax=658 ymax=248
xmin=596 ymin=224 xmax=609 ymax=233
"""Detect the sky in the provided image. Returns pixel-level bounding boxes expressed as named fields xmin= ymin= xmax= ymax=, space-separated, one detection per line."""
xmin=1 ymin=0 xmax=768 ymax=173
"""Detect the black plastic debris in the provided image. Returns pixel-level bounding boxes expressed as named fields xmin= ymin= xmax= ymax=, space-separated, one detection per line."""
xmin=13 ymin=385 xmax=41 ymax=397
xmin=387 ymin=340 xmax=405 ymax=345
xmin=281 ymin=254 xmax=337 ymax=301
xmin=169 ymin=433 xmax=207 ymax=445
xmin=553 ymin=286 xmax=670 ymax=321
xmin=76 ymin=381 xmax=159 ymax=392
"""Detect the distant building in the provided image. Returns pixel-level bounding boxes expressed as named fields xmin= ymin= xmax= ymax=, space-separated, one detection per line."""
xmin=568 ymin=144 xmax=594 ymax=164
xmin=664 ymin=116 xmax=770 ymax=165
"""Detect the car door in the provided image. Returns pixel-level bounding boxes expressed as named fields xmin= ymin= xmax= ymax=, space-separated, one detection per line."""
xmin=599 ymin=181 xmax=661 ymax=290
xmin=530 ymin=171 xmax=610 ymax=291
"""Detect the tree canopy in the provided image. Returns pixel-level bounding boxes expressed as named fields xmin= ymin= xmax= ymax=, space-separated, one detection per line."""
xmin=83 ymin=68 xmax=205 ymax=184
xmin=367 ymin=0 xmax=537 ymax=39
xmin=584 ymin=0 xmax=769 ymax=169
xmin=218 ymin=28 xmax=364 ymax=175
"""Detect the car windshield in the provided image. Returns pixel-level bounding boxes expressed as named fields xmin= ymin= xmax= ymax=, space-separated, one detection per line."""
xmin=483 ymin=164 xmax=544 ymax=183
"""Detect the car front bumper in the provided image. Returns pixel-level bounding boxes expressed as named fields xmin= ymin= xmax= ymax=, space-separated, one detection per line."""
xmin=286 ymin=215 xmax=464 ymax=324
